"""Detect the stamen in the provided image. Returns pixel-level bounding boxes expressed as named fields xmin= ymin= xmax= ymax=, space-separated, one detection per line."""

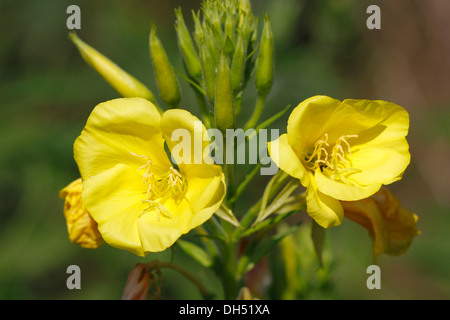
xmin=130 ymin=152 xmax=188 ymax=222
xmin=140 ymin=199 xmax=173 ymax=222
xmin=304 ymin=133 xmax=360 ymax=183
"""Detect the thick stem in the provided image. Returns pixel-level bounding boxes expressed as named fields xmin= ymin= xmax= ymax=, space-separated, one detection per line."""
xmin=220 ymin=238 xmax=240 ymax=299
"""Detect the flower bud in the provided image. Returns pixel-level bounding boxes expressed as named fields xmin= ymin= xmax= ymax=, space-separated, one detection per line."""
xmin=255 ymin=14 xmax=274 ymax=96
xmin=204 ymin=24 xmax=220 ymax=66
xmin=199 ymin=42 xmax=216 ymax=105
xmin=121 ymin=263 xmax=151 ymax=300
xmin=239 ymin=0 xmax=252 ymax=15
xmin=224 ymin=11 xmax=237 ymax=54
xmin=215 ymin=52 xmax=235 ymax=131
xmin=59 ymin=178 xmax=103 ymax=249
xmin=231 ymin=30 xmax=247 ymax=92
xmin=68 ymin=32 xmax=156 ymax=102
xmin=175 ymin=8 xmax=202 ymax=82
xmin=150 ymin=26 xmax=181 ymax=108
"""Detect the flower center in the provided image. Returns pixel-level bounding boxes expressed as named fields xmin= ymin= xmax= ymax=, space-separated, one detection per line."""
xmin=303 ymin=133 xmax=360 ymax=183
xmin=131 ymin=152 xmax=187 ymax=221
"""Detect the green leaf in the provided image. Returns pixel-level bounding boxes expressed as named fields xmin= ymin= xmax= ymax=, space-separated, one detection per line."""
xmin=176 ymin=239 xmax=212 ymax=268
xmin=215 ymin=204 xmax=241 ymax=228
xmin=275 ymin=193 xmax=306 ymax=215
xmin=255 ymin=176 xmax=300 ymax=224
xmin=246 ymin=224 xmax=299 ymax=273
xmin=240 ymin=209 xmax=297 ymax=238
xmin=257 ymin=178 xmax=300 ymax=223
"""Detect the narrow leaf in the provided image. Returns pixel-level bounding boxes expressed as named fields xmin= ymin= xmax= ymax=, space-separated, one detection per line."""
xmin=215 ymin=204 xmax=241 ymax=228
xmin=176 ymin=239 xmax=212 ymax=268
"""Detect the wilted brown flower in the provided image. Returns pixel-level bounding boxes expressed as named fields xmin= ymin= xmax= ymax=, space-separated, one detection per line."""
xmin=341 ymin=187 xmax=419 ymax=260
xmin=60 ymin=178 xmax=103 ymax=249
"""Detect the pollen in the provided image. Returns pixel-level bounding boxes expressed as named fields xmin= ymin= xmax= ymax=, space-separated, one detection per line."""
xmin=304 ymin=134 xmax=360 ymax=183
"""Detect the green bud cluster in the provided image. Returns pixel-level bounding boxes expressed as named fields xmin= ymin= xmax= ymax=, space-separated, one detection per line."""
xmin=173 ymin=0 xmax=274 ymax=131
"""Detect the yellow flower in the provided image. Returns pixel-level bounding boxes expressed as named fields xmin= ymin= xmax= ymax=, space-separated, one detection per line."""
xmin=74 ymin=98 xmax=226 ymax=256
xmin=341 ymin=188 xmax=419 ymax=260
xmin=59 ymin=178 xmax=103 ymax=249
xmin=268 ymin=95 xmax=410 ymax=228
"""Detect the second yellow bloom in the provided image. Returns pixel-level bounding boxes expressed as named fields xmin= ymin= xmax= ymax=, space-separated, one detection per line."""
xmin=268 ymin=95 xmax=410 ymax=228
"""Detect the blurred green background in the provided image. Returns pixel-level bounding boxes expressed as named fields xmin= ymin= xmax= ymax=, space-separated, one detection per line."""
xmin=0 ymin=0 xmax=449 ymax=299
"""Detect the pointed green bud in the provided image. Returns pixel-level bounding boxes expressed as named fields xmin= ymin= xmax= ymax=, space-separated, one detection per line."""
xmin=255 ymin=14 xmax=274 ymax=96
xmin=205 ymin=4 xmax=223 ymax=44
xmin=204 ymin=25 xmax=220 ymax=65
xmin=192 ymin=10 xmax=205 ymax=50
xmin=231 ymin=31 xmax=247 ymax=92
xmin=199 ymin=42 xmax=216 ymax=105
xmin=175 ymin=8 xmax=202 ymax=82
xmin=224 ymin=11 xmax=237 ymax=50
xmin=215 ymin=52 xmax=235 ymax=131
xmin=69 ymin=32 xmax=156 ymax=102
xmin=239 ymin=0 xmax=252 ymax=15
xmin=149 ymin=25 xmax=181 ymax=108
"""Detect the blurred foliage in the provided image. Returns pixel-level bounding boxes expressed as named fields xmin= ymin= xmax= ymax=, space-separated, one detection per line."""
xmin=0 ymin=0 xmax=449 ymax=299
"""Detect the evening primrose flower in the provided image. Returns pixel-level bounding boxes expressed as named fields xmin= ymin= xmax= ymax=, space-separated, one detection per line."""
xmin=341 ymin=188 xmax=419 ymax=260
xmin=268 ymin=95 xmax=410 ymax=228
xmin=74 ymin=98 xmax=226 ymax=256
xmin=59 ymin=178 xmax=103 ymax=249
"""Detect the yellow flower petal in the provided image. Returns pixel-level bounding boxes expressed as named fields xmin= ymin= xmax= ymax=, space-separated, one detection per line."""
xmin=183 ymin=164 xmax=226 ymax=228
xmin=160 ymin=109 xmax=213 ymax=169
xmin=287 ymin=95 xmax=342 ymax=155
xmin=81 ymin=164 xmax=147 ymax=255
xmin=267 ymin=134 xmax=309 ymax=185
xmin=160 ymin=108 xmax=226 ymax=229
xmin=305 ymin=173 xmax=344 ymax=228
xmin=137 ymin=198 xmax=193 ymax=255
xmin=349 ymin=141 xmax=410 ymax=186
xmin=314 ymin=168 xmax=381 ymax=201
xmin=340 ymin=99 xmax=410 ymax=186
xmin=74 ymin=98 xmax=171 ymax=180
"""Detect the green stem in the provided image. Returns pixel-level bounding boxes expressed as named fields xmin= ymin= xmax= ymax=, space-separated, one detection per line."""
xmin=151 ymin=261 xmax=210 ymax=299
xmin=220 ymin=238 xmax=240 ymax=299
xmin=221 ymin=129 xmax=236 ymax=209
xmin=244 ymin=94 xmax=266 ymax=130
xmin=225 ymin=163 xmax=235 ymax=205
